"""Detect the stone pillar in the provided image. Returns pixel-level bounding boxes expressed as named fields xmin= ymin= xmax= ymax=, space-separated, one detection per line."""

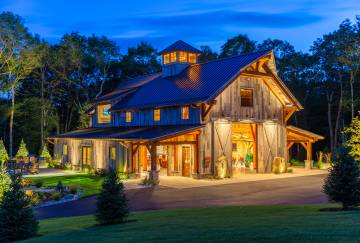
xmin=149 ymin=142 xmax=159 ymax=184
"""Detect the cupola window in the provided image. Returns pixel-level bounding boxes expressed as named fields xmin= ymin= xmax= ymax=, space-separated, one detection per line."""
xmin=154 ymin=109 xmax=161 ymax=121
xmin=97 ymin=104 xmax=111 ymax=124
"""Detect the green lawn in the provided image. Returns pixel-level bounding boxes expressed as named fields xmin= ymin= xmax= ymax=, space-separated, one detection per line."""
xmin=25 ymin=205 xmax=360 ymax=242
xmin=30 ymin=174 xmax=104 ymax=198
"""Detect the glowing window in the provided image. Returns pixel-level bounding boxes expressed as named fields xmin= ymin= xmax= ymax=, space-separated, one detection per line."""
xmin=125 ymin=111 xmax=132 ymax=123
xmin=163 ymin=54 xmax=170 ymax=64
xmin=82 ymin=146 xmax=92 ymax=166
xmin=154 ymin=109 xmax=161 ymax=121
xmin=97 ymin=104 xmax=111 ymax=124
xmin=188 ymin=53 xmax=197 ymax=63
xmin=170 ymin=52 xmax=177 ymax=62
xmin=181 ymin=106 xmax=189 ymax=120
xmin=179 ymin=52 xmax=187 ymax=62
xmin=63 ymin=144 xmax=68 ymax=156
xmin=240 ymin=89 xmax=253 ymax=107
xmin=110 ymin=147 xmax=116 ymax=160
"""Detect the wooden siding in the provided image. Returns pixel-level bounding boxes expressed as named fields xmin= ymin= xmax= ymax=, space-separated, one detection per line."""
xmin=54 ymin=139 xmax=128 ymax=171
xmin=209 ymin=75 xmax=284 ymax=123
xmin=113 ymin=106 xmax=201 ymax=127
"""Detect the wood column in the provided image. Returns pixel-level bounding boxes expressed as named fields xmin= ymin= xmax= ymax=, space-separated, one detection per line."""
xmin=148 ymin=142 xmax=159 ymax=184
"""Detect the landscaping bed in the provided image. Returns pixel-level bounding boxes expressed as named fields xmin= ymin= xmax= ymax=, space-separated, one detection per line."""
xmin=28 ymin=174 xmax=104 ymax=198
xmin=25 ymin=205 xmax=360 ymax=242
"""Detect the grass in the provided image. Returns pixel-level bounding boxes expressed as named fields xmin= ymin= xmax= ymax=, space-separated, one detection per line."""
xmin=25 ymin=205 xmax=360 ymax=243
xmin=30 ymin=174 xmax=104 ymax=198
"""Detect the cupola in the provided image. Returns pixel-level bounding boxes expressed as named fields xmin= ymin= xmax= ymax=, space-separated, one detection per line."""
xmin=159 ymin=40 xmax=201 ymax=77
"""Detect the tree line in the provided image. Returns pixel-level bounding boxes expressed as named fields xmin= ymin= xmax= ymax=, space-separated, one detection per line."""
xmin=0 ymin=11 xmax=359 ymax=159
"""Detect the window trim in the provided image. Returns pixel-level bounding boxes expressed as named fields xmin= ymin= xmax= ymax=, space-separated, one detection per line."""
xmin=97 ymin=103 xmax=111 ymax=124
xmin=181 ymin=106 xmax=190 ymax=120
xmin=240 ymin=88 xmax=254 ymax=107
xmin=153 ymin=108 xmax=161 ymax=121
xmin=125 ymin=111 xmax=132 ymax=123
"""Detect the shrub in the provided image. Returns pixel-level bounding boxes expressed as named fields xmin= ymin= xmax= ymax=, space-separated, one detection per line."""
xmin=0 ymin=140 xmax=9 ymax=166
xmin=96 ymin=169 xmax=129 ymax=225
xmin=56 ymin=181 xmax=64 ymax=193
xmin=51 ymin=192 xmax=62 ymax=201
xmin=94 ymin=168 xmax=107 ymax=177
xmin=140 ymin=176 xmax=157 ymax=186
xmin=118 ymin=172 xmax=129 ymax=181
xmin=323 ymin=146 xmax=360 ymax=209
xmin=40 ymin=145 xmax=52 ymax=161
xmin=15 ymin=139 xmax=29 ymax=158
xmin=0 ymin=174 xmax=38 ymax=241
xmin=0 ymin=167 xmax=11 ymax=201
xmin=287 ymin=168 xmax=293 ymax=173
xmin=21 ymin=178 xmax=33 ymax=187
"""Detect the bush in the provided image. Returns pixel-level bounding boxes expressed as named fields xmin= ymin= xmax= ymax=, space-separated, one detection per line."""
xmin=287 ymin=168 xmax=293 ymax=173
xmin=118 ymin=172 xmax=129 ymax=181
xmin=15 ymin=139 xmax=29 ymax=158
xmin=0 ymin=167 xmax=11 ymax=201
xmin=0 ymin=140 xmax=9 ymax=166
xmin=96 ymin=169 xmax=129 ymax=225
xmin=40 ymin=145 xmax=52 ymax=161
xmin=51 ymin=192 xmax=62 ymax=201
xmin=56 ymin=181 xmax=64 ymax=193
xmin=69 ymin=185 xmax=78 ymax=195
xmin=0 ymin=174 xmax=38 ymax=241
xmin=140 ymin=176 xmax=157 ymax=186
xmin=289 ymin=159 xmax=304 ymax=167
xmin=323 ymin=146 xmax=360 ymax=209
xmin=94 ymin=168 xmax=107 ymax=177
xmin=21 ymin=178 xmax=33 ymax=187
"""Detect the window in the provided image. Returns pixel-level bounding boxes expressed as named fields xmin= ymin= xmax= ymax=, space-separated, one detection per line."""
xmin=82 ymin=146 xmax=92 ymax=166
xmin=125 ymin=111 xmax=132 ymax=123
xmin=163 ymin=54 xmax=170 ymax=64
xmin=170 ymin=52 xmax=176 ymax=62
xmin=181 ymin=106 xmax=189 ymax=120
xmin=154 ymin=109 xmax=161 ymax=121
xmin=179 ymin=52 xmax=187 ymax=62
xmin=232 ymin=143 xmax=237 ymax=152
xmin=110 ymin=147 xmax=116 ymax=160
xmin=188 ymin=53 xmax=197 ymax=63
xmin=240 ymin=88 xmax=253 ymax=107
xmin=62 ymin=144 xmax=68 ymax=156
xmin=97 ymin=104 xmax=111 ymax=124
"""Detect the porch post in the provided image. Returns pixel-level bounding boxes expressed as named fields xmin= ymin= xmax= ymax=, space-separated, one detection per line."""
xmin=149 ymin=141 xmax=159 ymax=184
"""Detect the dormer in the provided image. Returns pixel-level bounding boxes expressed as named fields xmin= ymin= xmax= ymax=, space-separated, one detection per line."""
xmin=159 ymin=40 xmax=201 ymax=77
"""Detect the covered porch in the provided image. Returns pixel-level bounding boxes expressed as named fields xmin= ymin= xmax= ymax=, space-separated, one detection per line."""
xmin=286 ymin=125 xmax=324 ymax=163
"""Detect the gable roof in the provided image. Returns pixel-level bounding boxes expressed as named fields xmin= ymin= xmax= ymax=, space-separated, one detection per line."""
xmin=159 ymin=40 xmax=201 ymax=54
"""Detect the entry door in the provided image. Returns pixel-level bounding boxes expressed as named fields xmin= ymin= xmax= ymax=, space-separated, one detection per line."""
xmin=82 ymin=146 xmax=92 ymax=168
xmin=182 ymin=146 xmax=191 ymax=177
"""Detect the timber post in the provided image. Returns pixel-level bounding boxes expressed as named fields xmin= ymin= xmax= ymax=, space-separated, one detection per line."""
xmin=148 ymin=141 xmax=159 ymax=184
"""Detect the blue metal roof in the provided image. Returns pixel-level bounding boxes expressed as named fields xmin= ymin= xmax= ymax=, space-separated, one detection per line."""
xmin=159 ymin=40 xmax=201 ymax=54
xmin=49 ymin=125 xmax=203 ymax=141
xmin=110 ymin=49 xmax=271 ymax=110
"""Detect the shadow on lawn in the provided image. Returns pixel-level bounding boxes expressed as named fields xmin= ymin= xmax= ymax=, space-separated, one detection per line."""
xmin=319 ymin=207 xmax=360 ymax=212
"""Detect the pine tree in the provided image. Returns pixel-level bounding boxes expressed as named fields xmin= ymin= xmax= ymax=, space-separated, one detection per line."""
xmin=40 ymin=145 xmax=51 ymax=161
xmin=96 ymin=169 xmax=129 ymax=225
xmin=0 ymin=166 xmax=11 ymax=201
xmin=16 ymin=139 xmax=29 ymax=158
xmin=0 ymin=174 xmax=38 ymax=241
xmin=323 ymin=146 xmax=360 ymax=209
xmin=0 ymin=140 xmax=9 ymax=166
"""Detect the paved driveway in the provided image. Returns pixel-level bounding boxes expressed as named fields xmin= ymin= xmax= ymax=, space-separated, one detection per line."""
xmin=36 ymin=173 xmax=328 ymax=219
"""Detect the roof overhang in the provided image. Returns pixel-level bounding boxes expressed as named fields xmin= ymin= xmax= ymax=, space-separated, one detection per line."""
xmin=287 ymin=125 xmax=324 ymax=143
xmin=48 ymin=125 xmax=204 ymax=142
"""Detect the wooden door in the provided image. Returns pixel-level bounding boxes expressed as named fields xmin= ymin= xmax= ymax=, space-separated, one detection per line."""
xmin=182 ymin=146 xmax=191 ymax=177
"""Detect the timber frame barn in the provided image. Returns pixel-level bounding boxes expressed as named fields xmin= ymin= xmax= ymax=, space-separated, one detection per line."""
xmin=49 ymin=40 xmax=323 ymax=182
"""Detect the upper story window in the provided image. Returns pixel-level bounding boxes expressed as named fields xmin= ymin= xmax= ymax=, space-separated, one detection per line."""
xmin=97 ymin=104 xmax=111 ymax=124
xmin=170 ymin=52 xmax=177 ymax=62
xmin=240 ymin=88 xmax=254 ymax=107
xmin=188 ymin=53 xmax=197 ymax=63
xmin=154 ymin=109 xmax=161 ymax=121
xmin=181 ymin=106 xmax=189 ymax=120
xmin=179 ymin=52 xmax=187 ymax=62
xmin=163 ymin=54 xmax=170 ymax=64
xmin=125 ymin=111 xmax=132 ymax=123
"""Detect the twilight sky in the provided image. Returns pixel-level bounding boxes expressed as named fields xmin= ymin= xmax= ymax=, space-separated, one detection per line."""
xmin=1 ymin=0 xmax=359 ymax=52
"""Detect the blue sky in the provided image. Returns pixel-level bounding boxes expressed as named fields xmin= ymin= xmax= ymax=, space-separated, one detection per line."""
xmin=1 ymin=0 xmax=359 ymax=52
